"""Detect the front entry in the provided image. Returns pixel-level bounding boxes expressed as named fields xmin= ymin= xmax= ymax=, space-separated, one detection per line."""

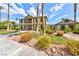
xmin=61 ymin=25 xmax=65 ymax=30
xmin=25 ymin=18 xmax=33 ymax=31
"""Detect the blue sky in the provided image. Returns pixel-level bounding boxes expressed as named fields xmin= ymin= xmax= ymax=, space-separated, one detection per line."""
xmin=0 ymin=3 xmax=79 ymax=24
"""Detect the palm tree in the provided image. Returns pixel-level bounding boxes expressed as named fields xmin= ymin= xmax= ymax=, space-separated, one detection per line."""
xmin=36 ymin=3 xmax=39 ymax=32
xmin=7 ymin=3 xmax=10 ymax=31
xmin=74 ymin=3 xmax=77 ymax=32
xmin=0 ymin=6 xmax=3 ymax=22
xmin=42 ymin=3 xmax=45 ymax=34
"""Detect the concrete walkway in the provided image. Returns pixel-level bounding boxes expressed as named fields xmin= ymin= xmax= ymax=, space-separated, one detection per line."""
xmin=63 ymin=32 xmax=79 ymax=41
xmin=0 ymin=36 xmax=47 ymax=56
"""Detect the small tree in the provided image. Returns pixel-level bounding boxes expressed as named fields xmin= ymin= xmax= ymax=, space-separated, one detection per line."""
xmin=65 ymin=26 xmax=72 ymax=32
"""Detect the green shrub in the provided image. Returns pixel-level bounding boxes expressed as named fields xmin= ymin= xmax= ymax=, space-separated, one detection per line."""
xmin=65 ymin=40 xmax=79 ymax=56
xmin=65 ymin=26 xmax=72 ymax=32
xmin=46 ymin=29 xmax=53 ymax=34
xmin=36 ymin=35 xmax=52 ymax=49
xmin=11 ymin=26 xmax=20 ymax=31
xmin=46 ymin=25 xmax=53 ymax=34
xmin=0 ymin=22 xmax=7 ymax=29
xmin=38 ymin=25 xmax=42 ymax=32
xmin=76 ymin=28 xmax=79 ymax=33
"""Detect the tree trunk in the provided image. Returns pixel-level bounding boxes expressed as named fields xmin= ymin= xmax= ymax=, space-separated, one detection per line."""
xmin=0 ymin=6 xmax=3 ymax=22
xmin=42 ymin=3 xmax=45 ymax=34
xmin=36 ymin=3 xmax=39 ymax=32
xmin=74 ymin=3 xmax=77 ymax=32
xmin=7 ymin=3 xmax=10 ymax=31
xmin=0 ymin=10 xmax=1 ymax=22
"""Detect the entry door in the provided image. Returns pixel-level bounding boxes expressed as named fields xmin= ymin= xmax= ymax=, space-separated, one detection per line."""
xmin=61 ymin=25 xmax=65 ymax=30
xmin=25 ymin=25 xmax=32 ymax=30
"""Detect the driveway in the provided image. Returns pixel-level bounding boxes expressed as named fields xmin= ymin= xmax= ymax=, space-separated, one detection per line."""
xmin=63 ymin=32 xmax=79 ymax=40
xmin=0 ymin=36 xmax=47 ymax=56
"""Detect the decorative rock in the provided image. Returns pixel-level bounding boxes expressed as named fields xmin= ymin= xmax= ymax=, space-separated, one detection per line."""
xmin=43 ymin=44 xmax=72 ymax=56
xmin=52 ymin=48 xmax=56 ymax=53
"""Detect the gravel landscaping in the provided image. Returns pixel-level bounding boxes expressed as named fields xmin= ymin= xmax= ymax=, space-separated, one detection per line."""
xmin=24 ymin=38 xmax=72 ymax=56
xmin=43 ymin=44 xmax=72 ymax=56
xmin=8 ymin=32 xmax=78 ymax=56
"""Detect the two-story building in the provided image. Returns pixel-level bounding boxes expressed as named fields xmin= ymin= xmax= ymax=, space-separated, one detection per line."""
xmin=19 ymin=15 xmax=48 ymax=31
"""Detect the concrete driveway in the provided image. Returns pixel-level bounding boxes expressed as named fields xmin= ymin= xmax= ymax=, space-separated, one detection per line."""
xmin=63 ymin=32 xmax=79 ymax=40
xmin=0 ymin=35 xmax=47 ymax=56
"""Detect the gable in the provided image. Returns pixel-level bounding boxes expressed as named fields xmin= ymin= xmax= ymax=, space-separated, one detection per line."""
xmin=55 ymin=20 xmax=74 ymax=25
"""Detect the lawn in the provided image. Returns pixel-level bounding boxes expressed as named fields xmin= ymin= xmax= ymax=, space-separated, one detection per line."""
xmin=51 ymin=35 xmax=65 ymax=44
xmin=0 ymin=30 xmax=19 ymax=35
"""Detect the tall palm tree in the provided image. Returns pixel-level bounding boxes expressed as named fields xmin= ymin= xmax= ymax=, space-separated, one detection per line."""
xmin=42 ymin=3 xmax=45 ymax=34
xmin=0 ymin=6 xmax=3 ymax=22
xmin=7 ymin=3 xmax=10 ymax=31
xmin=36 ymin=3 xmax=39 ymax=32
xmin=74 ymin=3 xmax=77 ymax=32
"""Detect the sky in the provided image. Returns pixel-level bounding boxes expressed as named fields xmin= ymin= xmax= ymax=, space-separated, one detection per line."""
xmin=0 ymin=3 xmax=79 ymax=24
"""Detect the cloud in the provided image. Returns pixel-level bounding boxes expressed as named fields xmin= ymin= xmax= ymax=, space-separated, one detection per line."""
xmin=29 ymin=3 xmax=34 ymax=6
xmin=10 ymin=3 xmax=27 ymax=16
xmin=0 ymin=3 xmax=18 ymax=15
xmin=27 ymin=3 xmax=46 ymax=17
xmin=49 ymin=13 xmax=57 ymax=19
xmin=49 ymin=3 xmax=66 ymax=12
xmin=39 ymin=13 xmax=47 ymax=16
xmin=37 ymin=3 xmax=46 ymax=16
xmin=0 ymin=3 xmax=9 ymax=13
xmin=0 ymin=3 xmax=27 ymax=16
xmin=38 ymin=4 xmax=42 ymax=16
xmin=27 ymin=6 xmax=36 ymax=16
xmin=49 ymin=3 xmax=66 ymax=19
xmin=55 ymin=15 xmax=68 ymax=20
xmin=27 ymin=3 xmax=43 ymax=16
xmin=39 ymin=3 xmax=42 ymax=9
